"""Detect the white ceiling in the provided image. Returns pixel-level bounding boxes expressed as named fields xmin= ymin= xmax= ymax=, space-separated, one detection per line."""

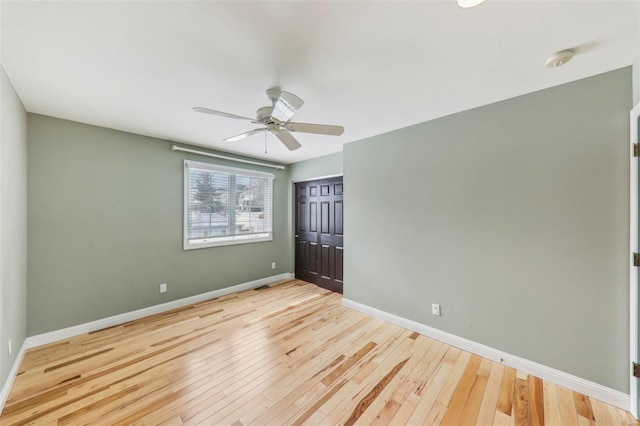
xmin=1 ymin=1 xmax=639 ymax=164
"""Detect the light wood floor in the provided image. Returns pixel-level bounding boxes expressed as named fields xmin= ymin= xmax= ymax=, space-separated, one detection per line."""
xmin=0 ymin=280 xmax=636 ymax=425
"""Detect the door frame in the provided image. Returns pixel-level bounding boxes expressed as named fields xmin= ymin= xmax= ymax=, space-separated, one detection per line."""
xmin=630 ymin=102 xmax=640 ymax=418
xmin=291 ymin=174 xmax=343 ymax=185
xmin=291 ymin=173 xmax=343 ymax=285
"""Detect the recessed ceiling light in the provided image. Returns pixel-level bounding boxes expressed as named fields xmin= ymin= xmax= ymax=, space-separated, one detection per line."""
xmin=545 ymin=49 xmax=575 ymax=68
xmin=456 ymin=0 xmax=487 ymax=9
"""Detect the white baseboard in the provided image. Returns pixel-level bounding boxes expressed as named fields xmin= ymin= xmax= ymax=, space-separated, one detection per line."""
xmin=342 ymin=298 xmax=630 ymax=412
xmin=27 ymin=273 xmax=294 ymax=349
xmin=0 ymin=340 xmax=28 ymax=415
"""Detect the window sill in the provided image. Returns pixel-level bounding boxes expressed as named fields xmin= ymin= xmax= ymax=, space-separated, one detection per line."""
xmin=184 ymin=233 xmax=273 ymax=250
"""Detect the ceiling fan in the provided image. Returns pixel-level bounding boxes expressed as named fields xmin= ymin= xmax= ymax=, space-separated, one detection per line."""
xmin=193 ymin=87 xmax=344 ymax=151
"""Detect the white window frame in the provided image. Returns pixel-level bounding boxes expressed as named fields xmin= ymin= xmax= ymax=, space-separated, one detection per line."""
xmin=183 ymin=160 xmax=274 ymax=250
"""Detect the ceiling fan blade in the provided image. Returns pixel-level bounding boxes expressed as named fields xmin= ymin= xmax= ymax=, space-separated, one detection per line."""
xmin=284 ymin=122 xmax=344 ymax=136
xmin=224 ymin=128 xmax=266 ymax=142
xmin=275 ymin=129 xmax=302 ymax=151
xmin=270 ymin=91 xmax=304 ymax=123
xmin=193 ymin=107 xmax=254 ymax=121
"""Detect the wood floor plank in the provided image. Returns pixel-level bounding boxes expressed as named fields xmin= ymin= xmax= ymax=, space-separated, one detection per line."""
xmin=387 ymin=341 xmax=449 ymax=425
xmin=497 ymin=367 xmax=517 ymax=416
xmin=369 ymin=338 xmax=435 ymax=425
xmin=112 ymin=302 xmax=348 ymax=424
xmin=424 ymin=402 xmax=448 ymax=425
xmin=344 ymin=358 xmax=409 ymax=426
xmin=310 ymin=328 xmax=414 ymax=425
xmin=512 ymin=376 xmax=529 ymax=426
xmin=0 ymin=279 xmax=635 ymax=425
xmin=475 ymin=363 xmax=504 ymax=426
xmin=528 ymin=375 xmax=544 ymax=425
xmin=145 ymin=310 xmax=362 ymax=426
xmin=304 ymin=329 xmax=415 ymax=425
xmin=574 ymin=391 xmax=596 ymax=424
xmin=407 ymin=348 xmax=467 ymax=425
xmin=338 ymin=334 xmax=435 ymax=425
xmin=589 ymin=398 xmax=614 ymax=425
xmin=434 ymin=348 xmax=470 ymax=407
xmin=212 ymin=322 xmax=375 ymax=423
xmin=608 ymin=403 xmax=636 ymax=426
xmin=493 ymin=410 xmax=512 ymax=426
xmin=440 ymin=354 xmax=482 ymax=425
xmin=559 ymin=386 xmax=581 ymax=426
xmin=543 ymin=381 xmax=562 ymax=426
xmin=241 ymin=324 xmax=382 ymax=424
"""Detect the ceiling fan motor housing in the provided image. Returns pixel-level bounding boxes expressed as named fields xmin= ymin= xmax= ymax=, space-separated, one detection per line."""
xmin=265 ymin=87 xmax=282 ymax=104
xmin=266 ymin=122 xmax=280 ymax=133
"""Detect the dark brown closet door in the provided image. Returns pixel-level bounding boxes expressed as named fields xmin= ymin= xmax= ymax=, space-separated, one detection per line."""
xmin=295 ymin=177 xmax=343 ymax=293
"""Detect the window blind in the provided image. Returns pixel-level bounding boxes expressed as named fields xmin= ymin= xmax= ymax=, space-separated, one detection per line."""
xmin=184 ymin=160 xmax=274 ymax=249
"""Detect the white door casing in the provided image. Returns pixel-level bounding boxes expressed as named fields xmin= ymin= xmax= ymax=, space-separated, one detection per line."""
xmin=630 ymin=102 xmax=640 ymax=419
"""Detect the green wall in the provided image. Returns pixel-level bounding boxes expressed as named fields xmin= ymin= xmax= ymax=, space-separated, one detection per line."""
xmin=634 ymin=57 xmax=639 ymax=105
xmin=344 ymin=67 xmax=632 ymax=392
xmin=27 ymin=115 xmax=290 ymax=335
xmin=0 ymin=64 xmax=27 ymax=392
xmin=288 ymin=152 xmax=343 ymax=183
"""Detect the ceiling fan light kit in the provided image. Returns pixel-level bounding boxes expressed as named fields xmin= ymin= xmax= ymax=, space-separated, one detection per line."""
xmin=193 ymin=87 xmax=344 ymax=152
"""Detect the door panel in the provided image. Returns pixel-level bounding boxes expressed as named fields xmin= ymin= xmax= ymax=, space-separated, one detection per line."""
xmin=296 ymin=241 xmax=304 ymax=269
xmin=335 ymin=201 xmax=343 ymax=235
xmin=298 ymin=202 xmax=306 ymax=231
xmin=335 ymin=247 xmax=344 ymax=282
xmin=295 ymin=182 xmax=317 ymax=283
xmin=295 ymin=177 xmax=343 ymax=293
xmin=310 ymin=202 xmax=317 ymax=232
xmin=321 ymin=202 xmax=330 ymax=234
xmin=308 ymin=242 xmax=318 ymax=275
xmin=320 ymin=245 xmax=331 ymax=279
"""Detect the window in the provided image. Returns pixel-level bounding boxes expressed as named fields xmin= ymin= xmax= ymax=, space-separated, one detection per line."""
xmin=184 ymin=160 xmax=274 ymax=249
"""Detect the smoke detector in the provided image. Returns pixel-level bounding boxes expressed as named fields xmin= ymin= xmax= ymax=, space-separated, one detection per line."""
xmin=545 ymin=49 xmax=574 ymax=68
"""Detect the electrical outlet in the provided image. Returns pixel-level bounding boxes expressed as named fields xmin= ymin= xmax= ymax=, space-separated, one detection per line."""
xmin=8 ymin=338 xmax=12 ymax=356
xmin=160 ymin=283 xmax=167 ymax=293
xmin=272 ymin=262 xmax=276 ymax=269
xmin=432 ymin=304 xmax=441 ymax=316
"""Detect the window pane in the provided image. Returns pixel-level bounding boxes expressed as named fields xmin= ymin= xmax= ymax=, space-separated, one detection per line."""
xmin=236 ymin=176 xmax=269 ymax=234
xmin=187 ymin=170 xmax=231 ymax=238
xmin=184 ymin=161 xmax=273 ymax=249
